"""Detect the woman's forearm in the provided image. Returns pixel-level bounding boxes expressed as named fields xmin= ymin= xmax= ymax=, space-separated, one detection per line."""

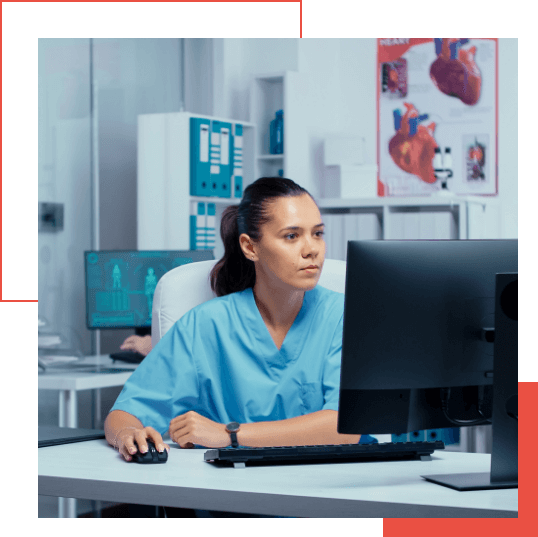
xmin=236 ymin=410 xmax=362 ymax=447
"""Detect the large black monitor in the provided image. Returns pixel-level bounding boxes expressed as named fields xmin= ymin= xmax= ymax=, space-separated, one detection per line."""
xmin=84 ymin=250 xmax=214 ymax=330
xmin=337 ymin=239 xmax=517 ymax=491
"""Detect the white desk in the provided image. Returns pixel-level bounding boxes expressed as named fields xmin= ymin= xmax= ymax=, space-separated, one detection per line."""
xmin=38 ymin=354 xmax=137 ymax=428
xmin=38 ymin=440 xmax=517 ymax=518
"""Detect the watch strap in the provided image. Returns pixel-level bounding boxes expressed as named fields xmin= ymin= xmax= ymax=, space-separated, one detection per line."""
xmin=226 ymin=422 xmax=240 ymax=448
xmin=229 ymin=430 xmax=239 ymax=448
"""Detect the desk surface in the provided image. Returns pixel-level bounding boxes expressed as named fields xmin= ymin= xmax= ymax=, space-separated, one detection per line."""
xmin=38 ymin=440 xmax=517 ymax=518
xmin=38 ymin=355 xmax=137 ymax=390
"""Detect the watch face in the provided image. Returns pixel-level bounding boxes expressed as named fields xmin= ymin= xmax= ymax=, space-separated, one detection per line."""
xmin=227 ymin=421 xmax=240 ymax=432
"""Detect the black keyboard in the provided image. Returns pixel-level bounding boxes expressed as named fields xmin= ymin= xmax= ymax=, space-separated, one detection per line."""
xmin=204 ymin=441 xmax=445 ymax=467
xmin=110 ymin=351 xmax=146 ymax=364
xmin=82 ymin=367 xmax=135 ymax=374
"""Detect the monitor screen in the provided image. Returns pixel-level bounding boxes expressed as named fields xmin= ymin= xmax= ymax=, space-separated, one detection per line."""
xmin=337 ymin=239 xmax=517 ymax=436
xmin=84 ymin=250 xmax=214 ymax=329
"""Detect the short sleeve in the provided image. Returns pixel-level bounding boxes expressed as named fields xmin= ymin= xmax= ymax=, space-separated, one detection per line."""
xmin=109 ymin=313 xmax=200 ymax=436
xmin=321 ymin=311 xmax=344 ymax=412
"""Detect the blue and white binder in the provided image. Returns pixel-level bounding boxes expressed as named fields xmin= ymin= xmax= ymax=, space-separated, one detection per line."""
xmin=190 ymin=201 xmax=207 ymax=250
xmin=190 ymin=117 xmax=211 ymax=196
xmin=217 ymin=122 xmax=232 ymax=198
xmin=191 ymin=117 xmax=241 ymax=199
xmin=209 ymin=120 xmax=232 ymax=198
xmin=209 ymin=121 xmax=222 ymax=197
xmin=206 ymin=203 xmax=216 ymax=250
xmin=232 ymin=123 xmax=243 ymax=198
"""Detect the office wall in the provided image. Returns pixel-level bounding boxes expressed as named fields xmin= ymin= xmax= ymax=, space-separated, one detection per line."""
xmin=38 ymin=50 xmax=95 ymax=518
xmin=38 ymin=38 xmax=93 ymax=518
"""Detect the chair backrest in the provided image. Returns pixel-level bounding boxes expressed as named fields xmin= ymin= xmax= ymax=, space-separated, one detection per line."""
xmin=151 ymin=258 xmax=347 ymax=347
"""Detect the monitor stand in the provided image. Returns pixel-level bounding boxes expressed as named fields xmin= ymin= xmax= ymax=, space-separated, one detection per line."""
xmin=422 ymin=273 xmax=518 ymax=491
xmin=422 ymin=472 xmax=517 ymax=491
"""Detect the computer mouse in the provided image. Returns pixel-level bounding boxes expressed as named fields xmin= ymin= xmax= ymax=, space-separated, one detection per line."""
xmin=131 ymin=440 xmax=168 ymax=464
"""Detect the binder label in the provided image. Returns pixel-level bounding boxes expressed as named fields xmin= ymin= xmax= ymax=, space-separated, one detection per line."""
xmin=211 ymin=132 xmax=220 ymax=146
xmin=221 ymin=128 xmax=230 ymax=165
xmin=200 ymin=124 xmax=209 ymax=163
xmin=210 ymin=164 xmax=220 ymax=175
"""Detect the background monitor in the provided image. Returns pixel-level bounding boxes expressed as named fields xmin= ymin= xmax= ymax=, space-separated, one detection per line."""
xmin=84 ymin=250 xmax=214 ymax=330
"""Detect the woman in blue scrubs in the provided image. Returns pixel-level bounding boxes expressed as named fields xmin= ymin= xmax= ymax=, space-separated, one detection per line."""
xmin=105 ymin=178 xmax=372 ymax=489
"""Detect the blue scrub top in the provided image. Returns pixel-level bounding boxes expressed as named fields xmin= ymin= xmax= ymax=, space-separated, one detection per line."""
xmin=111 ymin=284 xmax=376 ymax=444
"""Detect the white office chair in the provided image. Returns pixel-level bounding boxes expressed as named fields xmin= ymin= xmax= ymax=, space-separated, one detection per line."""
xmin=151 ymin=258 xmax=347 ymax=348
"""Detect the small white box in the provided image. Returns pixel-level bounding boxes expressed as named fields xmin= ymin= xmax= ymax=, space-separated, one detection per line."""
xmin=322 ymin=164 xmax=378 ymax=199
xmin=324 ymin=137 xmax=364 ymax=166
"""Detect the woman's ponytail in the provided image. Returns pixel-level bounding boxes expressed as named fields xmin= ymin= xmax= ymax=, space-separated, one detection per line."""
xmin=209 ymin=204 xmax=255 ymax=296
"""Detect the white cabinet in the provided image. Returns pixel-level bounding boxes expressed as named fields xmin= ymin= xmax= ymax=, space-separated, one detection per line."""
xmin=137 ymin=112 xmax=255 ymax=259
xmin=319 ymin=196 xmax=500 ymax=261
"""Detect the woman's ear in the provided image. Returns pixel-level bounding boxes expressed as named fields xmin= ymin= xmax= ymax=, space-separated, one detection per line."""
xmin=239 ymin=233 xmax=254 ymax=261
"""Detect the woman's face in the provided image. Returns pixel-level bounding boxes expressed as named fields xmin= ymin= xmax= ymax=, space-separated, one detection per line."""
xmin=246 ymin=194 xmax=326 ymax=292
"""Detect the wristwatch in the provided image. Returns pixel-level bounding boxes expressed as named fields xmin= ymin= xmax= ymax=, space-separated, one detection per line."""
xmin=225 ymin=421 xmax=241 ymax=448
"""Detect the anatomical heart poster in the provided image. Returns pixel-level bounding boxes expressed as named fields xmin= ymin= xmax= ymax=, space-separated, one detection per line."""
xmin=377 ymin=38 xmax=498 ymax=197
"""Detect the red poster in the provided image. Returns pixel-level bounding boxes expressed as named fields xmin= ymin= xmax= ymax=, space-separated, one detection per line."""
xmin=377 ymin=38 xmax=498 ymax=197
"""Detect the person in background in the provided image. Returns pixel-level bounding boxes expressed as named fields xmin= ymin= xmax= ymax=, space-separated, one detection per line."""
xmin=120 ymin=335 xmax=152 ymax=356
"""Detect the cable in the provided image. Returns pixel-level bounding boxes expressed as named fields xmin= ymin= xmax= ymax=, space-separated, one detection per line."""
xmin=440 ymin=388 xmax=491 ymax=427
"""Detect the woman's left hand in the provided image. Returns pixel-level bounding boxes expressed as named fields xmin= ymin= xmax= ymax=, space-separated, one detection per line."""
xmin=168 ymin=411 xmax=230 ymax=448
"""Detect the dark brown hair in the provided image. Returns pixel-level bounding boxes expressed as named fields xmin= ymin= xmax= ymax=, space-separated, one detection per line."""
xmin=209 ymin=177 xmax=313 ymax=296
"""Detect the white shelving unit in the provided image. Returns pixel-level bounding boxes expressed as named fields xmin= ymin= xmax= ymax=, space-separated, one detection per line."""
xmin=137 ymin=112 xmax=255 ymax=259
xmin=250 ymin=71 xmax=309 ymax=182
xmin=318 ymin=196 xmax=500 ymax=260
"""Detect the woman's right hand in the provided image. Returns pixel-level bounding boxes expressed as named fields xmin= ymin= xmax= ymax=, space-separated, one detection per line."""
xmin=114 ymin=426 xmax=170 ymax=462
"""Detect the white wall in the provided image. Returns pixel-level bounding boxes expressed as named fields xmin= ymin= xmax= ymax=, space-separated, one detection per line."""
xmin=497 ymin=39 xmax=518 ymax=239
